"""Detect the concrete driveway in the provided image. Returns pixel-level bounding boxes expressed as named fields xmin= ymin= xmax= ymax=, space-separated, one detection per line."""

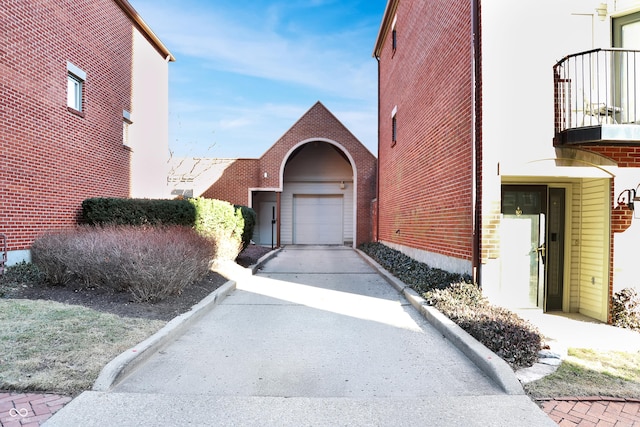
xmin=45 ymin=246 xmax=554 ymax=426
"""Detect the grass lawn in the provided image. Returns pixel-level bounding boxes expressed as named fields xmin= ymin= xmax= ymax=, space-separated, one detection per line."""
xmin=0 ymin=299 xmax=164 ymax=395
xmin=525 ymin=348 xmax=640 ymax=399
xmin=5 ymin=296 xmax=639 ymax=400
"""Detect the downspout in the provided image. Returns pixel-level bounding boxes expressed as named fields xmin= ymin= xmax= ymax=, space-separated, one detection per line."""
xmin=472 ymin=0 xmax=482 ymax=286
xmin=375 ymin=55 xmax=381 ymax=243
xmin=276 ymin=192 xmax=281 ymax=248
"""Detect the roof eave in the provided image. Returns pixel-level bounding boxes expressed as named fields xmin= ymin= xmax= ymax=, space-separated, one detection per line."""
xmin=114 ymin=0 xmax=176 ymax=62
xmin=372 ymin=0 xmax=399 ymax=58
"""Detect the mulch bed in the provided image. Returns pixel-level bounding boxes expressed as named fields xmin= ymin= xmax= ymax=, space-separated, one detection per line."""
xmin=1 ymin=245 xmax=273 ymax=322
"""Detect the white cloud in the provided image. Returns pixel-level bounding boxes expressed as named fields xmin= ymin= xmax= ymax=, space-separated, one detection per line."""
xmin=167 ymin=100 xmax=374 ymax=157
xmin=132 ymin=0 xmax=381 ymax=159
xmin=138 ymin=1 xmax=377 ymax=101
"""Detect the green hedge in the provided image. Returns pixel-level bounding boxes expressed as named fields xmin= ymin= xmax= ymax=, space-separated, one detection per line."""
xmin=80 ymin=197 xmax=254 ymax=261
xmin=188 ymin=197 xmax=244 ymax=260
xmin=81 ymin=198 xmax=195 ymax=226
xmin=188 ymin=198 xmax=241 ymax=238
xmin=234 ymin=205 xmax=257 ymax=251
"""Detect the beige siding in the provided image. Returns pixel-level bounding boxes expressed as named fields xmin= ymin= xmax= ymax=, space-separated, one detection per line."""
xmin=578 ymin=179 xmax=610 ymax=322
xmin=569 ymin=182 xmax=581 ymax=311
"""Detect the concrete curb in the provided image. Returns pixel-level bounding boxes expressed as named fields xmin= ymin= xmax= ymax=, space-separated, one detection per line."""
xmin=92 ymin=248 xmax=281 ymax=392
xmin=248 ymin=247 xmax=282 ymax=274
xmin=355 ymin=249 xmax=525 ymax=396
xmin=92 ymin=279 xmax=236 ymax=391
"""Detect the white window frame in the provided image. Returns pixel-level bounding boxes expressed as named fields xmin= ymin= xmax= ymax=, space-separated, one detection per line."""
xmin=391 ymin=105 xmax=398 ymax=146
xmin=66 ymin=61 xmax=86 ymax=112
xmin=123 ymin=110 xmax=133 ymax=147
xmin=392 ymin=14 xmax=398 ymax=52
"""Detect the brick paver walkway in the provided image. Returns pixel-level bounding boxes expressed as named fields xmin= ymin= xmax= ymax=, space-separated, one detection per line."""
xmin=0 ymin=392 xmax=72 ymax=427
xmin=4 ymin=392 xmax=640 ymax=426
xmin=540 ymin=397 xmax=640 ymax=426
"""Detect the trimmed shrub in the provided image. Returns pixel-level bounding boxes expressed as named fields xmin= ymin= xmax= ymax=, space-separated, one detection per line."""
xmin=0 ymin=262 xmax=43 ymax=296
xmin=189 ymin=197 xmax=243 ymax=261
xmin=31 ymin=225 xmax=215 ymax=302
xmin=359 ymin=242 xmax=541 ymax=369
xmin=234 ymin=205 xmax=257 ymax=251
xmin=425 ymin=283 xmax=541 ymax=369
xmin=358 ymin=242 xmax=472 ymax=291
xmin=81 ymin=198 xmax=195 ymax=226
xmin=611 ymin=288 xmax=640 ymax=331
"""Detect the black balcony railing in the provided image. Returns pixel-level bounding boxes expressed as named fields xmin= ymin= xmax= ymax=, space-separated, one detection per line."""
xmin=554 ymin=48 xmax=639 ymax=143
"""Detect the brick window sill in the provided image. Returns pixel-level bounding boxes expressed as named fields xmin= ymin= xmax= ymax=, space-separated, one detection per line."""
xmin=67 ymin=107 xmax=85 ymax=118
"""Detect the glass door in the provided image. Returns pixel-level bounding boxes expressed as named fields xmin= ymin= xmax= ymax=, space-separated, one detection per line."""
xmin=613 ymin=11 xmax=640 ymax=124
xmin=501 ymin=186 xmax=547 ymax=308
xmin=546 ymin=188 xmax=565 ymax=310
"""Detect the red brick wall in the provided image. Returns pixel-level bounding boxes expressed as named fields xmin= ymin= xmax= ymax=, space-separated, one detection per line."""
xmin=201 ymin=102 xmax=377 ymax=245
xmin=583 ymin=146 xmax=640 ymax=168
xmin=201 ymin=159 xmax=260 ymax=205
xmin=0 ymin=0 xmax=137 ymax=252
xmin=377 ymin=0 xmax=474 ymax=261
xmin=261 ymin=102 xmax=377 ymax=246
xmin=611 ymin=204 xmax=633 ymax=233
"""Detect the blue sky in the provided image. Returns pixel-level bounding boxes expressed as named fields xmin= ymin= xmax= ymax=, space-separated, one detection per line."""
xmin=129 ymin=0 xmax=387 ymax=159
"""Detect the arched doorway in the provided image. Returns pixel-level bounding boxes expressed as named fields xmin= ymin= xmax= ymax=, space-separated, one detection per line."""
xmin=281 ymin=140 xmax=355 ymax=246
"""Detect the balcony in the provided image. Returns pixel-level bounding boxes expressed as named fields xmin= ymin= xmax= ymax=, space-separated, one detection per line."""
xmin=554 ymin=48 xmax=640 ymax=145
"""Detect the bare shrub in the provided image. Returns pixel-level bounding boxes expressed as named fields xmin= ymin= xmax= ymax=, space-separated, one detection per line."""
xmin=32 ymin=225 xmax=215 ymax=302
xmin=31 ymin=231 xmax=76 ymax=285
xmin=425 ymin=283 xmax=541 ymax=369
xmin=117 ymin=226 xmax=215 ymax=302
xmin=612 ymin=288 xmax=640 ymax=330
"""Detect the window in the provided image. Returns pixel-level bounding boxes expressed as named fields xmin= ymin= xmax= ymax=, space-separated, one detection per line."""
xmin=66 ymin=61 xmax=86 ymax=113
xmin=67 ymin=74 xmax=82 ymax=111
xmin=391 ymin=14 xmax=397 ymax=52
xmin=123 ymin=110 xmax=133 ymax=147
xmin=392 ymin=28 xmax=397 ymax=51
xmin=391 ymin=106 xmax=397 ymax=146
xmin=612 ymin=11 xmax=640 ymax=124
xmin=612 ymin=11 xmax=640 ymax=48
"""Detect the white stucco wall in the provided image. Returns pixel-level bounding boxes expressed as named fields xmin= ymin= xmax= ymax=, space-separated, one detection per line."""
xmin=480 ymin=0 xmax=640 ymax=318
xmin=129 ymin=28 xmax=170 ymax=198
xmin=612 ymin=170 xmax=640 ymax=294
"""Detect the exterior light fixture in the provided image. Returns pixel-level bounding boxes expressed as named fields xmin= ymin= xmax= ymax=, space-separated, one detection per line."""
xmin=263 ymin=172 xmax=268 ymax=178
xmin=634 ymin=186 xmax=640 ymax=219
xmin=618 ymin=187 xmax=639 ymax=212
xmin=619 ymin=189 xmax=635 ymax=210
xmin=596 ymin=3 xmax=608 ymax=21
xmin=340 ymin=181 xmax=345 ymax=189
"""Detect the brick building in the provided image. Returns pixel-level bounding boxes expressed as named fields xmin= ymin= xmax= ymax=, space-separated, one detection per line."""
xmin=1 ymin=0 xmax=173 ymax=265
xmin=374 ymin=0 xmax=475 ymax=274
xmin=374 ymin=0 xmax=640 ymax=322
xmin=171 ymin=102 xmax=377 ymax=247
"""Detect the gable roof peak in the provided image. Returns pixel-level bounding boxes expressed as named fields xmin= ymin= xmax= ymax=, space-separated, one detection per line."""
xmin=258 ymin=100 xmax=369 ymax=158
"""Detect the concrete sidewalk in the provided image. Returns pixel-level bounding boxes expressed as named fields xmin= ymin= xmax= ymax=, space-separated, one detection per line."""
xmin=45 ymin=246 xmax=554 ymax=426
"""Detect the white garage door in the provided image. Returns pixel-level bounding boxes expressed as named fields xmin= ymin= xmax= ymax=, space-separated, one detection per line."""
xmin=293 ymin=195 xmax=343 ymax=244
